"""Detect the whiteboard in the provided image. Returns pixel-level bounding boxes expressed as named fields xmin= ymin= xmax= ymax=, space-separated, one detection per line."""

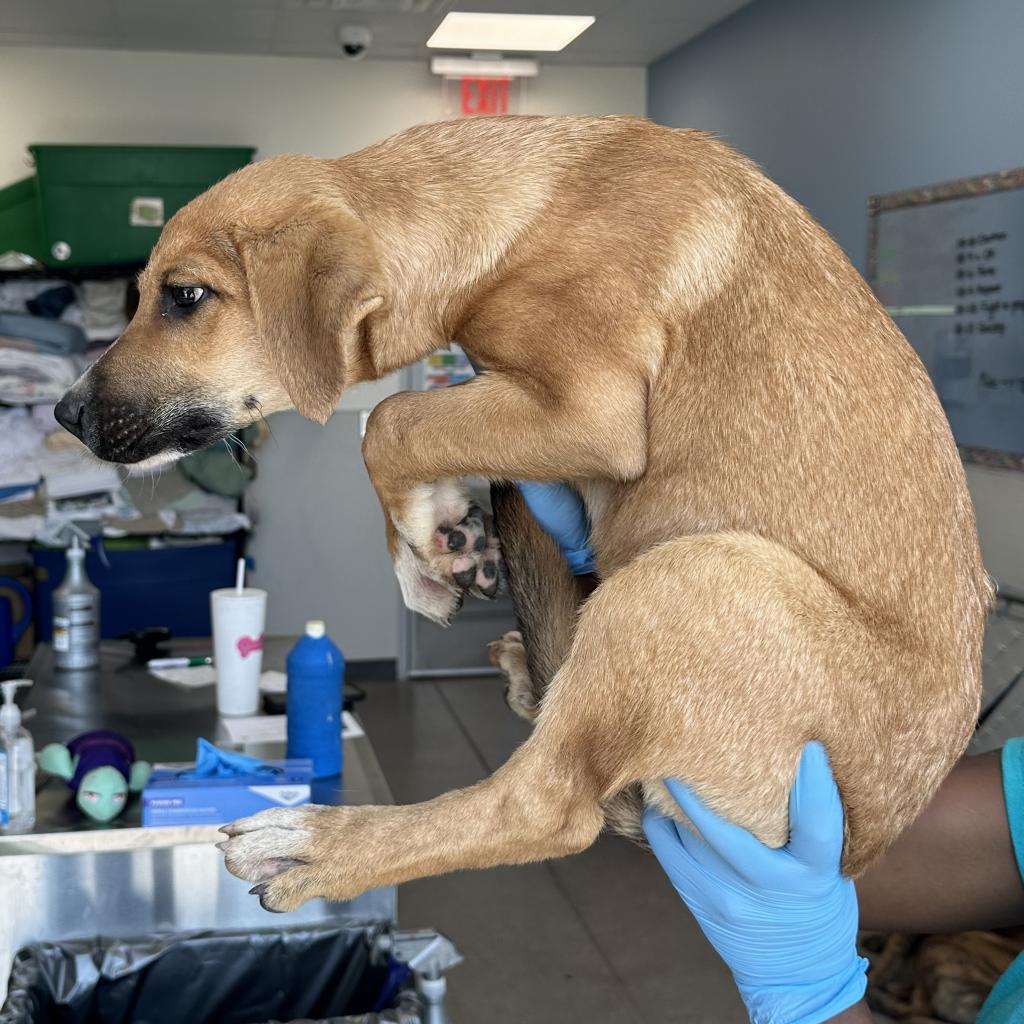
xmin=868 ymin=168 xmax=1024 ymax=471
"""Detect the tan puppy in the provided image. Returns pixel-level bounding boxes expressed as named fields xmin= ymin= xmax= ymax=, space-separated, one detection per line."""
xmin=53 ymin=116 xmax=990 ymax=912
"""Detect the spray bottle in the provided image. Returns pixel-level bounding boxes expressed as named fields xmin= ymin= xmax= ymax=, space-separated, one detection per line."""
xmin=0 ymin=679 xmax=35 ymax=833
xmin=52 ymin=533 xmax=100 ymax=670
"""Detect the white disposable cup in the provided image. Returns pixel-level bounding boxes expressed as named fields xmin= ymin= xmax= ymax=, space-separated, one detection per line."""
xmin=211 ymin=587 xmax=267 ymax=716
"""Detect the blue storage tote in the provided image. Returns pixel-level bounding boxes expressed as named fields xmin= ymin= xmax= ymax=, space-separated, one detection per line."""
xmin=32 ymin=541 xmax=238 ymax=640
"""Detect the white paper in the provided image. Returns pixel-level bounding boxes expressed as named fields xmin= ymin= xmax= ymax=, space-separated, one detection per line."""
xmin=221 ymin=714 xmax=286 ymax=745
xmin=151 ymin=666 xmax=290 ymax=692
xmin=220 ymin=711 xmax=365 ymax=746
xmin=342 ymin=711 xmax=364 ymax=739
xmin=150 ymin=665 xmax=217 ymax=688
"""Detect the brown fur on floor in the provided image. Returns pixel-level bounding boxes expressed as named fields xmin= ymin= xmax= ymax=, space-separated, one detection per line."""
xmin=861 ymin=929 xmax=1024 ymax=1023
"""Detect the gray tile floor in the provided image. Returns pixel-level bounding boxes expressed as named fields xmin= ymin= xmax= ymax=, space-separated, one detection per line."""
xmin=358 ymin=676 xmax=746 ymax=1024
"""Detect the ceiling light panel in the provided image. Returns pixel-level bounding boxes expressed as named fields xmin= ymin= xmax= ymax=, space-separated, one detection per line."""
xmin=283 ymin=0 xmax=452 ymax=12
xmin=427 ymin=12 xmax=595 ymax=52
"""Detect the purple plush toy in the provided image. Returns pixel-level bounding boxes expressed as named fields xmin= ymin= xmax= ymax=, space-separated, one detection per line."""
xmin=38 ymin=729 xmax=151 ymax=823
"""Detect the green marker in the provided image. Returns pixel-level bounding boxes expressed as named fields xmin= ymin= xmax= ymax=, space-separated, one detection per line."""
xmin=147 ymin=656 xmax=213 ymax=669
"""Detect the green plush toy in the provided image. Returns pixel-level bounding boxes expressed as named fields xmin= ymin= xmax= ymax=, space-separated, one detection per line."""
xmin=38 ymin=730 xmax=151 ymax=823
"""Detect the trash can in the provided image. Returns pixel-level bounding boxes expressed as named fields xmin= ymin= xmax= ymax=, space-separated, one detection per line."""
xmin=0 ymin=926 xmax=434 ymax=1024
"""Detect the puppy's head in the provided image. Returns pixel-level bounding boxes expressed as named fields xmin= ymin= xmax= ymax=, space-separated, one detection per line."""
xmin=54 ymin=157 xmax=384 ymax=466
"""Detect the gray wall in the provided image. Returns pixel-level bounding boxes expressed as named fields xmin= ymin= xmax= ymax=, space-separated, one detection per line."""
xmin=648 ymin=0 xmax=1024 ymax=592
xmin=247 ymin=401 xmax=399 ymax=662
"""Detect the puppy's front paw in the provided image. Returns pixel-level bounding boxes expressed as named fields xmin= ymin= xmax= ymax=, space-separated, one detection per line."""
xmin=433 ymin=502 xmax=502 ymax=599
xmin=219 ymin=804 xmax=385 ymax=911
xmin=218 ymin=805 xmax=322 ymax=913
xmin=394 ymin=480 xmax=504 ymax=624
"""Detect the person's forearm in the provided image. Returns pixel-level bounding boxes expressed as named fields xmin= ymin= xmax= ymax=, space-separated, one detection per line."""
xmin=825 ymin=998 xmax=874 ymax=1023
xmin=857 ymin=749 xmax=1024 ymax=933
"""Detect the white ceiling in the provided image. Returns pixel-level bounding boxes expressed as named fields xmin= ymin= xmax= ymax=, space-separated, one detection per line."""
xmin=0 ymin=0 xmax=751 ymax=67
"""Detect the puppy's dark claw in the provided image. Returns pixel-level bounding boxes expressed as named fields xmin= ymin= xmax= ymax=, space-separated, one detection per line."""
xmin=442 ymin=592 xmax=465 ymax=627
xmin=250 ymin=882 xmax=286 ymax=913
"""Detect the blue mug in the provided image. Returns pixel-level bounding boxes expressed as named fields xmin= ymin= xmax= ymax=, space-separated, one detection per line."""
xmin=0 ymin=578 xmax=31 ymax=668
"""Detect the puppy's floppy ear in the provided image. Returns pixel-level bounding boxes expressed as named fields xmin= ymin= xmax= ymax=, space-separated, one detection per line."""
xmin=240 ymin=205 xmax=384 ymax=424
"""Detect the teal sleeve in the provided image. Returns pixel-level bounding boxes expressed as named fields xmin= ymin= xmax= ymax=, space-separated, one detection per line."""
xmin=1001 ymin=738 xmax=1024 ymax=884
xmin=977 ymin=738 xmax=1024 ymax=1024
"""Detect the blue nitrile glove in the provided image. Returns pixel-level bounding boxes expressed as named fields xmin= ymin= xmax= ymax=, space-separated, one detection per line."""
xmin=179 ymin=738 xmax=273 ymax=779
xmin=516 ymin=481 xmax=596 ymax=575
xmin=642 ymin=743 xmax=868 ymax=1024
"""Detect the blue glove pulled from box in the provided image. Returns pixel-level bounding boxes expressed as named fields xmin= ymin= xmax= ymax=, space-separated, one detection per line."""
xmin=179 ymin=738 xmax=273 ymax=779
xmin=144 ymin=740 xmax=312 ymax=827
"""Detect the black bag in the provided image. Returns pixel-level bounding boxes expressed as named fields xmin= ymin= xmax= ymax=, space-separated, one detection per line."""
xmin=0 ymin=927 xmax=417 ymax=1024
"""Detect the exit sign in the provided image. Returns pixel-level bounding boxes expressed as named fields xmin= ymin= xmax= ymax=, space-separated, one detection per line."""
xmin=460 ymin=77 xmax=510 ymax=116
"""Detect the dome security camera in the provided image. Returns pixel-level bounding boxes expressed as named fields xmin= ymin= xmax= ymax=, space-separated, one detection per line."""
xmin=338 ymin=25 xmax=372 ymax=61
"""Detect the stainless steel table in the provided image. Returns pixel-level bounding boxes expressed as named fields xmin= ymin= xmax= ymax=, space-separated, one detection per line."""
xmin=0 ymin=638 xmax=397 ymax=1002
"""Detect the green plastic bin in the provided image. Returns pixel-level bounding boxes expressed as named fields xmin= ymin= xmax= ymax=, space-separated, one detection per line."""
xmin=28 ymin=144 xmax=255 ymax=268
xmin=0 ymin=176 xmax=45 ymax=264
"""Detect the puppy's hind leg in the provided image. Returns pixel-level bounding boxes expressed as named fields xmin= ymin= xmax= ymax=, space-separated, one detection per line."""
xmin=222 ymin=531 xmax=905 ymax=912
xmin=221 ymin=532 xmax=810 ymax=911
xmin=487 ymin=483 xmax=647 ymax=842
xmin=551 ymin=532 xmax=946 ymax=876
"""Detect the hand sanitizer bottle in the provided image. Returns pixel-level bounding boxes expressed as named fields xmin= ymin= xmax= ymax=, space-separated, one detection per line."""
xmin=0 ymin=679 xmax=35 ymax=834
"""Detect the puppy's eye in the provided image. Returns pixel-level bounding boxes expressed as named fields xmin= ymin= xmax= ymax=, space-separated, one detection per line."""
xmin=171 ymin=285 xmax=206 ymax=307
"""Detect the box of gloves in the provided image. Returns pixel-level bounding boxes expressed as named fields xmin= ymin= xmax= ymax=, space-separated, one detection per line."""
xmin=143 ymin=739 xmax=313 ymax=827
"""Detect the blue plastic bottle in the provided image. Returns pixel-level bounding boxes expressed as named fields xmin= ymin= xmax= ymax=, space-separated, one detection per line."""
xmin=286 ymin=620 xmax=344 ymax=779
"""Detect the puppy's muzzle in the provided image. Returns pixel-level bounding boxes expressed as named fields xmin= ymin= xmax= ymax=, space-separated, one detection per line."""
xmin=55 ymin=376 xmax=231 ymax=465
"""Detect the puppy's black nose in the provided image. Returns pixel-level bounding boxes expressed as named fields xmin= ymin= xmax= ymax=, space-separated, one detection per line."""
xmin=54 ymin=392 xmax=86 ymax=440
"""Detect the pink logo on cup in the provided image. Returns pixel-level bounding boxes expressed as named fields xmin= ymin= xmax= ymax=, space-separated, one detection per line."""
xmin=237 ymin=633 xmax=264 ymax=659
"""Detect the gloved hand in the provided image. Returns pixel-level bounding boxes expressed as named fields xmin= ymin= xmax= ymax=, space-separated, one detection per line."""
xmin=643 ymin=743 xmax=868 ymax=1024
xmin=516 ymin=481 xmax=596 ymax=575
